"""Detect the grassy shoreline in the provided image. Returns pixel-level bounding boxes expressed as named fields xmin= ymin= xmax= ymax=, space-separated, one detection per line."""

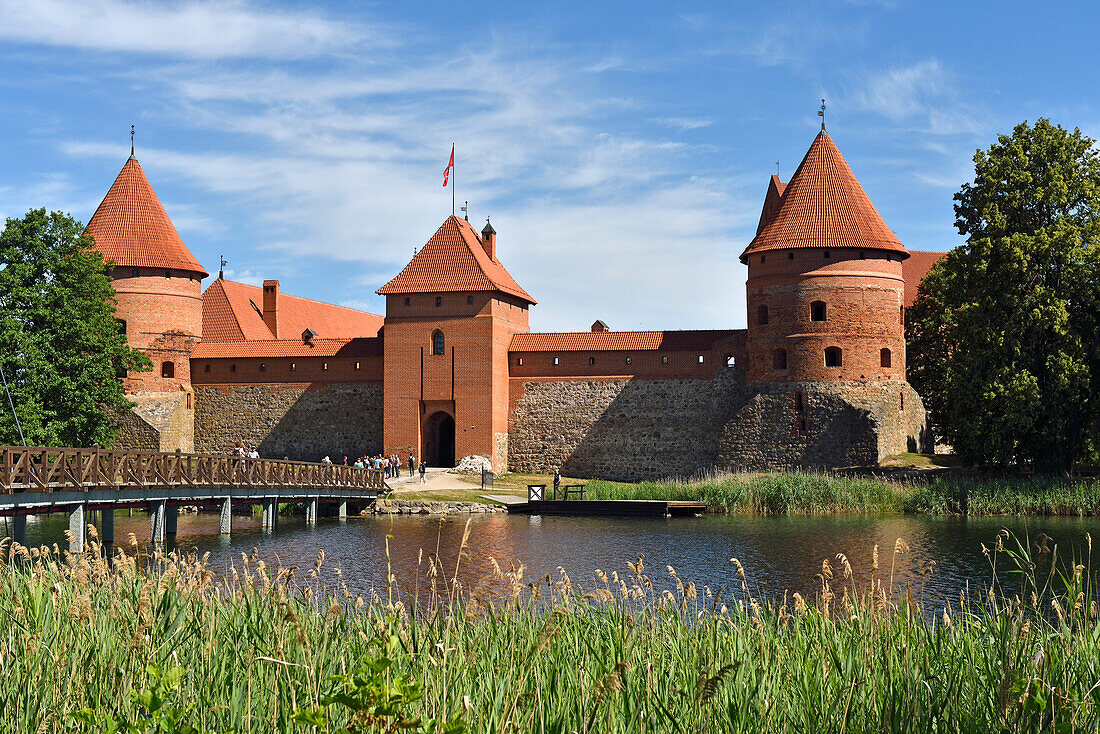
xmin=467 ymin=470 xmax=1100 ymax=517
xmin=2 ymin=532 xmax=1099 ymax=732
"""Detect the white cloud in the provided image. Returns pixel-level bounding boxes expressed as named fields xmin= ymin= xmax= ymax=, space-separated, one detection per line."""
xmin=847 ymin=59 xmax=987 ymax=136
xmin=0 ymin=0 xmax=368 ymax=59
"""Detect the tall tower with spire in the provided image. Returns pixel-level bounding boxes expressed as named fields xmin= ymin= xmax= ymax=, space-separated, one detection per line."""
xmin=85 ymin=150 xmax=207 ymax=450
xmin=741 ymin=129 xmax=909 ymax=383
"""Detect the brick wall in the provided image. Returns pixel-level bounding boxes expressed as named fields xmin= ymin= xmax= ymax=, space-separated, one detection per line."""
xmin=194 ymin=382 xmax=383 ymax=461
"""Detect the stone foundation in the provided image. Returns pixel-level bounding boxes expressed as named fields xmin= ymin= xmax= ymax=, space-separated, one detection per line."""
xmin=194 ymin=382 xmax=383 ymax=461
xmin=115 ymin=391 xmax=194 ymax=452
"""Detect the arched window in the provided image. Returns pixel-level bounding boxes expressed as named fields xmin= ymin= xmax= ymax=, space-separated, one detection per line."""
xmin=810 ymin=301 xmax=827 ymax=322
xmin=757 ymin=304 xmax=769 ymax=326
xmin=824 ymin=347 xmax=842 ymax=368
xmin=880 ymin=348 xmax=892 ymax=368
xmin=773 ymin=349 xmax=787 ymax=370
xmin=432 ymin=330 xmax=445 ymax=355
xmin=161 ymin=361 xmax=175 ymax=378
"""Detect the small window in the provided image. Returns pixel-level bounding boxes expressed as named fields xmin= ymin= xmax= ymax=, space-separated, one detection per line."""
xmin=760 ymin=255 xmax=765 ymax=264
xmin=795 ymin=391 xmax=805 ymax=411
xmin=117 ymin=319 xmax=127 ymax=335
xmin=517 ymin=357 xmax=523 ymax=366
xmin=880 ymin=348 xmax=892 ymax=368
xmin=259 ymin=363 xmax=266 ymax=372
xmin=900 ymin=306 xmax=905 ymax=326
xmin=726 ymin=355 xmax=736 ymax=368
xmin=164 ymin=270 xmax=170 ymax=279
xmin=757 ymin=304 xmax=769 ymax=326
xmin=773 ymin=349 xmax=787 ymax=370
xmin=661 ymin=355 xmax=669 ymax=364
xmin=900 ymin=391 xmax=905 ymax=411
xmin=230 ymin=364 xmax=237 ymax=373
xmin=825 ymin=347 xmax=843 ymax=368
xmin=698 ymin=355 xmax=704 ymax=364
xmin=823 ymin=250 xmax=830 ymax=259
xmin=355 ymin=361 xmax=360 ymax=370
xmin=589 ymin=357 xmax=595 ymax=365
xmin=435 ymin=296 xmax=442 ymax=307
xmin=788 ymin=252 xmax=794 ymax=260
xmin=467 ymin=295 xmax=474 ymax=305
xmin=810 ymin=301 xmax=826 ymax=322
xmin=798 ymin=418 xmax=808 ymax=435
xmin=290 ymin=362 xmax=296 ymax=371
xmin=131 ymin=268 xmax=140 ymax=278
xmin=204 ymin=364 xmax=210 ymax=373
xmin=161 ymin=361 xmax=175 ymax=378
xmin=553 ymin=357 xmax=560 ymax=366
xmin=404 ymin=297 xmax=411 ymax=306
xmin=432 ymin=330 xmax=444 ymax=355
xmin=186 ymin=394 xmax=192 ymax=409
xmin=859 ymin=251 xmax=865 ymax=260
xmin=625 ymin=356 xmax=632 ymax=365
xmin=322 ymin=362 xmax=328 ymax=371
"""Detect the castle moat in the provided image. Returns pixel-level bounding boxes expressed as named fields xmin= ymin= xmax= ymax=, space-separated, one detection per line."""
xmin=7 ymin=510 xmax=1099 ymax=608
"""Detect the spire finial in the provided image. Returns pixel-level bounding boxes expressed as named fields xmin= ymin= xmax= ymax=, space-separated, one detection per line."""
xmin=461 ymin=200 xmax=469 ymax=221
xmin=130 ymin=124 xmax=135 ymax=158
xmin=218 ymin=255 xmax=227 ymax=280
xmin=818 ymin=99 xmax=826 ymax=131
xmin=775 ymin=159 xmax=781 ymax=178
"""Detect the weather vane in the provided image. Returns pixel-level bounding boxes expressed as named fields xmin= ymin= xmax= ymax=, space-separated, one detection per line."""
xmin=130 ymin=124 xmax=135 ymax=156
xmin=461 ymin=201 xmax=468 ymax=221
xmin=818 ymin=99 xmax=826 ymax=131
xmin=218 ymin=255 xmax=227 ymax=279
xmin=775 ymin=160 xmax=781 ymax=178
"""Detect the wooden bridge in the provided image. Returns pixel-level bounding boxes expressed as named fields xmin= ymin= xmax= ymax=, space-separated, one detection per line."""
xmin=1 ymin=446 xmax=388 ymax=550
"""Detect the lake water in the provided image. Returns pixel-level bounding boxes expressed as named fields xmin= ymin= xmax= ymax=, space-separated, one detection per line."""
xmin=5 ymin=510 xmax=1098 ymax=609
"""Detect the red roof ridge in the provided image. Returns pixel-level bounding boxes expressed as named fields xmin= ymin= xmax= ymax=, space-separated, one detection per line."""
xmin=85 ymin=156 xmax=208 ymax=276
xmin=377 ymin=215 xmax=535 ymax=303
xmin=742 ymin=131 xmax=908 ymax=262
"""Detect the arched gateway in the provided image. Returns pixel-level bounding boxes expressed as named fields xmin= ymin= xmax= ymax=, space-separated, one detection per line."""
xmin=423 ymin=411 xmax=456 ymax=468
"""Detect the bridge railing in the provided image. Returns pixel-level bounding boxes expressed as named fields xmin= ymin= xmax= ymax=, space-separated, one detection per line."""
xmin=0 ymin=446 xmax=387 ymax=494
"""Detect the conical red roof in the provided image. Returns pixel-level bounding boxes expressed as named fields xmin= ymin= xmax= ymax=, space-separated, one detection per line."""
xmin=85 ymin=156 xmax=208 ymax=277
xmin=741 ymin=131 xmax=908 ymax=263
xmin=377 ymin=216 xmax=534 ymax=303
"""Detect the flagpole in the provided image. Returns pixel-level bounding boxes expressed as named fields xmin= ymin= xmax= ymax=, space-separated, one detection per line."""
xmin=451 ymin=143 xmax=455 ymax=216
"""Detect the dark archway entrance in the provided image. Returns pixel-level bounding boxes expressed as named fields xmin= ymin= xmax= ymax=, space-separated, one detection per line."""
xmin=423 ymin=411 xmax=456 ymax=467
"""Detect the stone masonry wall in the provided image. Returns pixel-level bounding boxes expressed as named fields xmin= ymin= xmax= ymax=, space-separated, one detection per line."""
xmin=509 ymin=374 xmax=928 ymax=480
xmin=508 ymin=370 xmax=753 ymax=481
xmin=195 ymin=382 xmax=383 ymax=461
xmin=115 ymin=391 xmax=194 ymax=452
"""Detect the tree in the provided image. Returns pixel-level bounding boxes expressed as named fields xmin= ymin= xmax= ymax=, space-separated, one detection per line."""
xmin=908 ymin=119 xmax=1100 ymax=473
xmin=0 ymin=209 xmax=150 ymax=447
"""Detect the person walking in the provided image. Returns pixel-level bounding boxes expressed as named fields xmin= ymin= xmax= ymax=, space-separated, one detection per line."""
xmin=408 ymin=454 xmax=415 ymax=477
xmin=418 ymin=459 xmax=427 ymax=485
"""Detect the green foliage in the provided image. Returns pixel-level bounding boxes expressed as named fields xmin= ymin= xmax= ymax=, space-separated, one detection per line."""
xmin=73 ymin=665 xmax=208 ymax=734
xmin=908 ymin=119 xmax=1100 ymax=472
xmin=0 ymin=208 xmax=150 ymax=447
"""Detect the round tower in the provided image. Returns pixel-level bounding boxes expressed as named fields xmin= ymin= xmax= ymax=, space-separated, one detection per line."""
xmin=742 ymin=129 xmax=908 ymax=383
xmin=85 ymin=152 xmax=207 ymax=394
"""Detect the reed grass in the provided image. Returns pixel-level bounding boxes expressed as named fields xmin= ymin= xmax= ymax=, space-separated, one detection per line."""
xmin=582 ymin=470 xmax=1100 ymax=516
xmin=2 ymin=524 xmax=1100 ymax=732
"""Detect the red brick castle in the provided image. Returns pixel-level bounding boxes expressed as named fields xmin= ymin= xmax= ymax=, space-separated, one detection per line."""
xmin=90 ymin=129 xmax=942 ymax=479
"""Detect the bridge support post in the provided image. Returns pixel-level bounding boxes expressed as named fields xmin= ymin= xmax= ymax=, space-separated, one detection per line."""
xmin=219 ymin=498 xmax=232 ymax=535
xmin=306 ymin=498 xmax=318 ymax=526
xmin=12 ymin=514 xmax=26 ymax=544
xmin=338 ymin=500 xmax=347 ymax=520
xmin=100 ymin=509 xmax=114 ymax=545
xmin=68 ymin=504 xmax=85 ymax=554
xmin=261 ymin=499 xmax=277 ymax=531
xmin=150 ymin=500 xmax=166 ymax=544
xmin=165 ymin=505 xmax=178 ymax=537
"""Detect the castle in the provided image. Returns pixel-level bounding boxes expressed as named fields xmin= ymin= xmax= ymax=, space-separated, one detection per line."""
xmin=89 ymin=129 xmax=944 ymax=481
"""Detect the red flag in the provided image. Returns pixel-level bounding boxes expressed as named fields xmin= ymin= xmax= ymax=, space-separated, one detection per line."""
xmin=443 ymin=146 xmax=454 ymax=187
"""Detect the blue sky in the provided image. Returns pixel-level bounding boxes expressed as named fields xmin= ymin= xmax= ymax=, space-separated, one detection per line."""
xmin=1 ymin=0 xmax=1097 ymax=331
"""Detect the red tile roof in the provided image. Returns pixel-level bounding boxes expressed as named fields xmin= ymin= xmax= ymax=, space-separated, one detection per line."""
xmin=510 ymin=330 xmax=740 ymax=352
xmin=201 ymin=278 xmax=383 ymax=342
xmin=377 ymin=216 xmax=535 ymax=303
xmin=742 ymin=131 xmax=908 ymax=262
xmin=756 ymin=174 xmax=787 ymax=235
xmin=85 ymin=156 xmax=208 ymax=276
xmin=192 ymin=337 xmax=382 ymax=359
xmin=902 ymin=249 xmax=947 ymax=307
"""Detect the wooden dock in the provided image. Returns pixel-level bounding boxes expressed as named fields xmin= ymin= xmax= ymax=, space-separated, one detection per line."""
xmin=504 ymin=499 xmax=707 ymax=518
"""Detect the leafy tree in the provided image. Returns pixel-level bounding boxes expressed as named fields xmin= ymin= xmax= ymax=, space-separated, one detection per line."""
xmin=908 ymin=119 xmax=1100 ymax=473
xmin=0 ymin=208 xmax=150 ymax=447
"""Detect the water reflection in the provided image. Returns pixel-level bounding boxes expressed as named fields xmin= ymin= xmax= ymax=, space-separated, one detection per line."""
xmin=5 ymin=511 xmax=1097 ymax=609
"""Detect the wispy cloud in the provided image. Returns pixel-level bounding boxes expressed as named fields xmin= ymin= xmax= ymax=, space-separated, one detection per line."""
xmin=846 ymin=59 xmax=987 ymax=135
xmin=0 ymin=0 xmax=369 ymax=59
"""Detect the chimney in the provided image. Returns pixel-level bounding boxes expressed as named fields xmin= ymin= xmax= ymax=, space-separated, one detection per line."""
xmin=591 ymin=320 xmax=609 ymax=333
xmin=481 ymin=218 xmax=497 ymax=261
xmin=262 ymin=280 xmax=279 ymax=337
